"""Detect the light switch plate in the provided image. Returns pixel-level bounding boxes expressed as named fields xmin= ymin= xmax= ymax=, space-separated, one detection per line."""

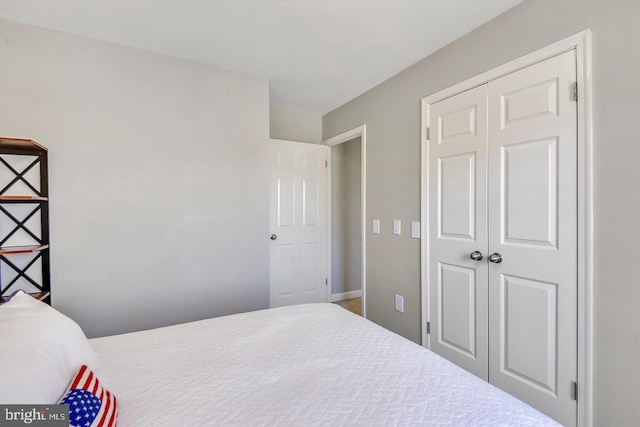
xmin=395 ymin=294 xmax=404 ymax=313
xmin=393 ymin=220 xmax=401 ymax=235
xmin=411 ymin=221 xmax=421 ymax=239
xmin=372 ymin=219 xmax=380 ymax=234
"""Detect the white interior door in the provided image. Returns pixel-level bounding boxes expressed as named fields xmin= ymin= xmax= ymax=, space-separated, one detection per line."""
xmin=427 ymin=50 xmax=578 ymax=426
xmin=428 ymin=85 xmax=489 ymax=380
xmin=487 ymin=50 xmax=578 ymax=426
xmin=269 ymin=139 xmax=329 ymax=307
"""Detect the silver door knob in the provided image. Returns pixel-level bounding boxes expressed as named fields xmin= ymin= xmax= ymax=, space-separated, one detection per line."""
xmin=270 ymin=234 xmax=278 ymax=240
xmin=469 ymin=251 xmax=483 ymax=261
xmin=488 ymin=253 xmax=502 ymax=263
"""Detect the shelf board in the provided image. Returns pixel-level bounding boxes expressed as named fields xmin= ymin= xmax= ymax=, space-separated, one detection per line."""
xmin=0 ymin=291 xmax=49 ymax=305
xmin=0 ymin=244 xmax=49 ymax=255
xmin=0 ymin=195 xmax=48 ymax=201
xmin=0 ymin=137 xmax=47 ymax=151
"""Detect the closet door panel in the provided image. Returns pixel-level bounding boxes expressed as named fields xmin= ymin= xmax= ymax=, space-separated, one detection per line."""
xmin=439 ymin=152 xmax=476 ymax=239
xmin=501 ymin=137 xmax=558 ymax=247
xmin=428 ymin=85 xmax=488 ymax=381
xmin=500 ymin=274 xmax=558 ymax=392
xmin=487 ymin=50 xmax=578 ymax=427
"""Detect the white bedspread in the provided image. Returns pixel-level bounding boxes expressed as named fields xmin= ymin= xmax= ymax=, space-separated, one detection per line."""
xmin=90 ymin=304 xmax=560 ymax=426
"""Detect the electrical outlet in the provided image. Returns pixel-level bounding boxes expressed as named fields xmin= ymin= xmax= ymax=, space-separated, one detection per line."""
xmin=373 ymin=219 xmax=380 ymax=234
xmin=395 ymin=294 xmax=404 ymax=313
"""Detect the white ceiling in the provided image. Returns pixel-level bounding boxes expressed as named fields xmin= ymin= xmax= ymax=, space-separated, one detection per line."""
xmin=0 ymin=0 xmax=522 ymax=114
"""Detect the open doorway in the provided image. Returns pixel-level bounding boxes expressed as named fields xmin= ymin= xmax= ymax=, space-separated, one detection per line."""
xmin=323 ymin=126 xmax=366 ymax=318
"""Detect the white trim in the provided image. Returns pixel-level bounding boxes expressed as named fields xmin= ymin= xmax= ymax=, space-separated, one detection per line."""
xmin=323 ymin=125 xmax=367 ymax=318
xmin=324 ymin=126 xmax=365 ymax=146
xmin=330 ymin=289 xmax=363 ymax=303
xmin=420 ymin=98 xmax=430 ymax=348
xmin=575 ymin=30 xmax=593 ymax=427
xmin=420 ymin=30 xmax=593 ymax=427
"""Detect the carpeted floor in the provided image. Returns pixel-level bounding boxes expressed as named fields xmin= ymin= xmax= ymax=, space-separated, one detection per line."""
xmin=333 ymin=297 xmax=362 ymax=316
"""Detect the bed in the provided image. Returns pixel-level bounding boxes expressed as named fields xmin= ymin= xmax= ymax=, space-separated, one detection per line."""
xmin=1 ymin=292 xmax=560 ymax=426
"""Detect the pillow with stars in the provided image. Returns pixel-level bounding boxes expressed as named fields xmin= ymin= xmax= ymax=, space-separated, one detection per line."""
xmin=59 ymin=365 xmax=117 ymax=427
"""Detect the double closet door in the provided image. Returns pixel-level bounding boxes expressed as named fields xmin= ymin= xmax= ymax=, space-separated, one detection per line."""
xmin=427 ymin=50 xmax=577 ymax=426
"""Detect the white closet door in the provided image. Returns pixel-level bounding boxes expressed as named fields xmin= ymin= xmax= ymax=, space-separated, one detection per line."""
xmin=428 ymin=85 xmax=489 ymax=380
xmin=487 ymin=50 xmax=577 ymax=426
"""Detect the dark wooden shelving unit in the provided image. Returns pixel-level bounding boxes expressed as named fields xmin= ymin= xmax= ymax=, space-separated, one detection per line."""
xmin=0 ymin=137 xmax=50 ymax=305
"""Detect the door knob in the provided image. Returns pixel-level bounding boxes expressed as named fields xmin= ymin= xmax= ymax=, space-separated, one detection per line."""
xmin=270 ymin=234 xmax=278 ymax=240
xmin=488 ymin=253 xmax=502 ymax=263
xmin=469 ymin=251 xmax=483 ymax=261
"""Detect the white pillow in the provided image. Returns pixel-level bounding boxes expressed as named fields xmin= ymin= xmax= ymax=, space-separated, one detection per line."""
xmin=0 ymin=291 xmax=97 ymax=404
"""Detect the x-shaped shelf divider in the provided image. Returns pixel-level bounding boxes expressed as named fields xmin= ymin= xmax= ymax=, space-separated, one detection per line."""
xmin=0 ymin=155 xmax=42 ymax=197
xmin=0 ymin=204 xmax=43 ymax=247
xmin=0 ymin=251 xmax=45 ymax=296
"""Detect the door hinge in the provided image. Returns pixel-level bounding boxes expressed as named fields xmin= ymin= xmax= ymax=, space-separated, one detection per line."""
xmin=572 ymin=82 xmax=578 ymax=102
xmin=571 ymin=381 xmax=578 ymax=401
xmin=426 ymin=322 xmax=431 ymax=334
xmin=426 ymin=127 xmax=431 ymax=140
xmin=325 ymin=160 xmax=328 ymax=167
xmin=325 ymin=278 xmax=328 ymax=286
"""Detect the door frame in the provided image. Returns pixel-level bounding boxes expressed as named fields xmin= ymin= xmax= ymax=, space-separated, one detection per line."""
xmin=323 ymin=125 xmax=367 ymax=318
xmin=420 ymin=30 xmax=593 ymax=427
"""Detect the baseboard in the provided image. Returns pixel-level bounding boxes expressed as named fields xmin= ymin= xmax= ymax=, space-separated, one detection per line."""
xmin=330 ymin=290 xmax=362 ymax=302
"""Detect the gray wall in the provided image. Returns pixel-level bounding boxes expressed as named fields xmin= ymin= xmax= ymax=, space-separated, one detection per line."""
xmin=323 ymin=1 xmax=640 ymax=425
xmin=270 ymin=106 xmax=322 ymax=144
xmin=0 ymin=19 xmax=270 ymax=338
xmin=331 ymin=137 xmax=361 ymax=295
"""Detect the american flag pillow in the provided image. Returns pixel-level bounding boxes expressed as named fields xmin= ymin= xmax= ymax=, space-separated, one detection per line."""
xmin=59 ymin=365 xmax=118 ymax=427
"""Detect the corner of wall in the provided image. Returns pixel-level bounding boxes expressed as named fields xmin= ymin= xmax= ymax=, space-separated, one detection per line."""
xmin=269 ymin=106 xmax=322 ymax=144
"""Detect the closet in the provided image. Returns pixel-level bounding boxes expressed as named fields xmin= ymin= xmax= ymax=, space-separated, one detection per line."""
xmin=425 ymin=50 xmax=577 ymax=426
